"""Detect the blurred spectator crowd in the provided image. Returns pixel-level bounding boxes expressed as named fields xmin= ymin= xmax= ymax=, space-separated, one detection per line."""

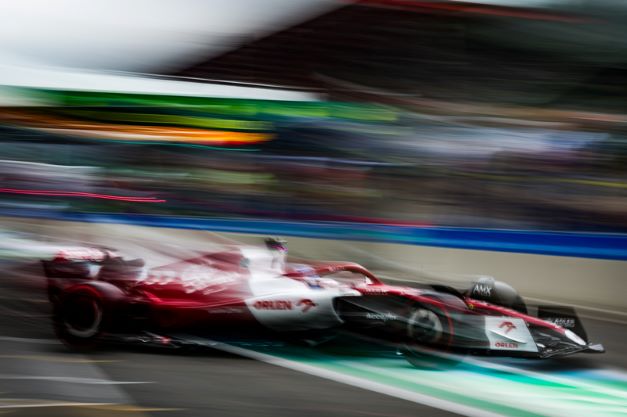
xmin=0 ymin=1 xmax=626 ymax=232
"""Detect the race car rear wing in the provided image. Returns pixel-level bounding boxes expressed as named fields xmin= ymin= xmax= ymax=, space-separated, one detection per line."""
xmin=42 ymin=247 xmax=114 ymax=279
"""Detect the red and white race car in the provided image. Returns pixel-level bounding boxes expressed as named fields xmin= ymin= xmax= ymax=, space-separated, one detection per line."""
xmin=43 ymin=238 xmax=604 ymax=365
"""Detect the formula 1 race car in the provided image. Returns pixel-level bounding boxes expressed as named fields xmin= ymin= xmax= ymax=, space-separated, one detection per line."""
xmin=42 ymin=238 xmax=604 ymax=365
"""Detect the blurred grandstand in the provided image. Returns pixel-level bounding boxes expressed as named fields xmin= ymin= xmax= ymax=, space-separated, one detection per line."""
xmin=0 ymin=0 xmax=626 ymax=231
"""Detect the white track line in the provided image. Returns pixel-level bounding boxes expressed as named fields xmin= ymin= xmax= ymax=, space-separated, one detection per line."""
xmin=0 ymin=336 xmax=60 ymax=344
xmin=0 ymin=375 xmax=152 ymax=385
xmin=0 ymin=402 xmax=113 ymax=409
xmin=208 ymin=340 xmax=508 ymax=417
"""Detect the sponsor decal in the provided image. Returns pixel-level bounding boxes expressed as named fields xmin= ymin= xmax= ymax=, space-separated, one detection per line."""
xmin=180 ymin=265 xmax=238 ymax=293
xmin=499 ymin=321 xmax=517 ymax=334
xmin=144 ymin=265 xmax=237 ymax=294
xmin=485 ymin=316 xmax=538 ymax=353
xmin=292 ymin=264 xmax=316 ymax=275
xmin=361 ymin=287 xmax=388 ymax=294
xmin=254 ymin=300 xmax=293 ymax=310
xmin=253 ymin=299 xmax=317 ymax=312
xmin=55 ymin=248 xmax=106 ymax=262
xmin=365 ymin=312 xmax=397 ymax=321
xmin=297 ymin=299 xmax=317 ymax=313
xmin=495 ymin=341 xmax=519 ymax=349
xmin=546 ymin=317 xmax=576 ymax=328
xmin=304 ymin=278 xmax=323 ymax=289
xmin=472 ymin=284 xmax=492 ymax=297
xmin=207 ymin=307 xmax=246 ymax=314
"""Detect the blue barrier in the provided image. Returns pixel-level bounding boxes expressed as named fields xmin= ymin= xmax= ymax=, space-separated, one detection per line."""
xmin=1 ymin=209 xmax=626 ymax=261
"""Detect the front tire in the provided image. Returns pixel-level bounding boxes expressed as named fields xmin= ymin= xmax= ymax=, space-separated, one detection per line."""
xmin=403 ymin=305 xmax=459 ymax=369
xmin=407 ymin=307 xmax=445 ymax=345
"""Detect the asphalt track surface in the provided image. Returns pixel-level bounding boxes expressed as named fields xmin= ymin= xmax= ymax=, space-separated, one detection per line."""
xmin=0 ymin=259 xmax=626 ymax=417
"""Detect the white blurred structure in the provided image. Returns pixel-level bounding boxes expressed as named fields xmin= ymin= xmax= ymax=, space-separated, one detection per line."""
xmin=0 ymin=67 xmax=319 ymax=105
xmin=0 ymin=0 xmax=340 ymax=72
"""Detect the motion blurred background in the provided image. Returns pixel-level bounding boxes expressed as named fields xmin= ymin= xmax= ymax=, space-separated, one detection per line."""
xmin=1 ymin=0 xmax=626 ymax=232
xmin=1 ymin=2 xmax=627 ymax=417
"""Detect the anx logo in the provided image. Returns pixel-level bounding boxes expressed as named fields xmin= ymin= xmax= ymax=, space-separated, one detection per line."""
xmin=499 ymin=321 xmax=517 ymax=334
xmin=253 ymin=299 xmax=317 ymax=312
xmin=472 ymin=284 xmax=492 ymax=297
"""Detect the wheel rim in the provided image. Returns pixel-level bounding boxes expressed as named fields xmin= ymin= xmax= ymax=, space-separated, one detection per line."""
xmin=407 ymin=308 xmax=443 ymax=344
xmin=64 ymin=296 xmax=102 ymax=338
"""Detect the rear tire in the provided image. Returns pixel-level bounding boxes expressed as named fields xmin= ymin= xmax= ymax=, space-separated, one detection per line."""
xmin=53 ymin=288 xmax=106 ymax=350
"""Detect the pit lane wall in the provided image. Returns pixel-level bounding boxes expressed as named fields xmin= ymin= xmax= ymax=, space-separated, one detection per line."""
xmin=2 ymin=212 xmax=626 ymax=314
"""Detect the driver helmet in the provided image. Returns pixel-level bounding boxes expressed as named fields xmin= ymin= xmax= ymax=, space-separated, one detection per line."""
xmin=265 ymin=237 xmax=287 ymax=272
xmin=264 ymin=237 xmax=287 ymax=252
xmin=468 ymin=276 xmax=526 ymax=313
